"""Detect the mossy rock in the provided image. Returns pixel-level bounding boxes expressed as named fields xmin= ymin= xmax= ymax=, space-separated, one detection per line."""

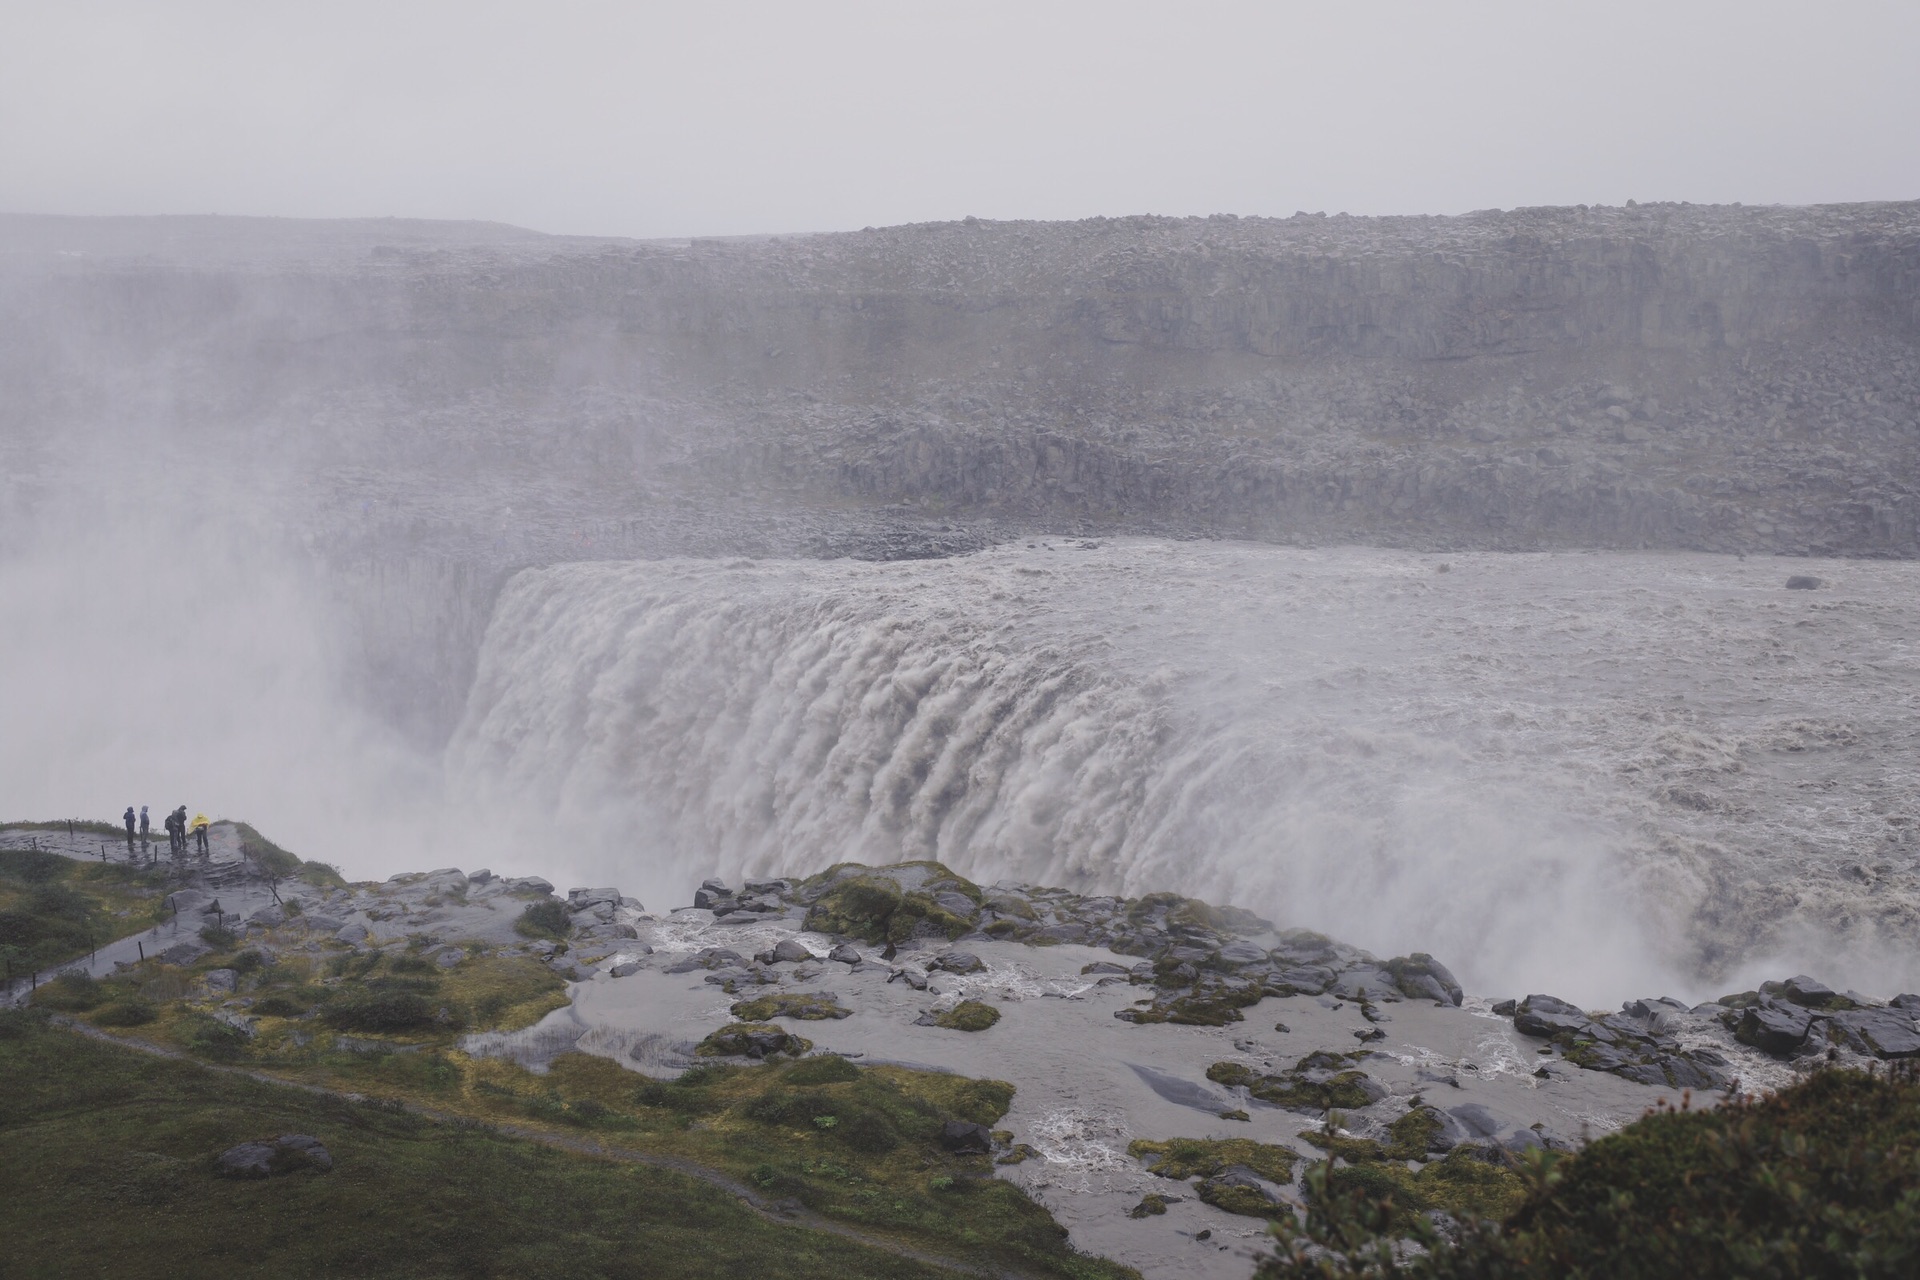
xmin=1129 ymin=1192 xmax=1172 ymax=1218
xmin=1408 ymin=1145 xmax=1527 ymax=1221
xmin=730 ymin=992 xmax=851 ymax=1022
xmin=695 ymin=1023 xmax=812 ymax=1059
xmin=1207 ymin=1061 xmax=1259 ymax=1088
xmin=931 ymin=1000 xmax=1000 ymax=1032
xmin=1198 ymin=1175 xmax=1285 ymax=1219
xmin=1128 ymin=1136 xmax=1297 ymax=1185
xmin=1385 ymin=1105 xmax=1447 ymax=1160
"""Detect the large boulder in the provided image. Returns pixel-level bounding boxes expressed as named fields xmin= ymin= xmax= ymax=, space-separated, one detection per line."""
xmin=1823 ymin=1007 xmax=1920 ymax=1059
xmin=1386 ymin=953 xmax=1464 ymax=1006
xmin=696 ymin=1023 xmax=807 ymax=1059
xmin=1214 ymin=941 xmax=1272 ymax=968
xmin=1513 ymin=994 xmax=1593 ymax=1038
xmin=939 ymin=1121 xmax=994 ymax=1155
xmin=1736 ymin=999 xmax=1814 ymax=1055
xmin=1781 ymin=975 xmax=1841 ymax=1008
xmin=214 ymin=1134 xmax=333 ymax=1179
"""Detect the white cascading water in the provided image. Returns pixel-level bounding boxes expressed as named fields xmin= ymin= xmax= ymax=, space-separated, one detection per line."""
xmin=447 ymin=539 xmax=1920 ymax=1004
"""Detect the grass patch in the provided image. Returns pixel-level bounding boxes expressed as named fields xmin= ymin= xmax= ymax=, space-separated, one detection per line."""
xmin=1 ymin=848 xmax=171 ymax=976
xmin=490 ymin=1052 xmax=1110 ymax=1279
xmin=230 ymin=822 xmax=347 ymax=889
xmin=0 ymin=1009 xmax=965 ymax=1280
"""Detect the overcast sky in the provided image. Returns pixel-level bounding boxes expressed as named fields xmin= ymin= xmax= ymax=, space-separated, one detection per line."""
xmin=3 ymin=0 xmax=1916 ymax=239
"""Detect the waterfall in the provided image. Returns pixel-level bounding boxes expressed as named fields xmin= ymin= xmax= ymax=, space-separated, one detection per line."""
xmin=447 ymin=539 xmax=1920 ymax=1003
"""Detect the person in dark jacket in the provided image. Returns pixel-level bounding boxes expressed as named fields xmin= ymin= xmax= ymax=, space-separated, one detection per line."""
xmin=123 ymin=807 xmax=136 ymax=854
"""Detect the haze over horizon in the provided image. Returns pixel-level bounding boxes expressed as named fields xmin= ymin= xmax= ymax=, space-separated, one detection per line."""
xmin=3 ymin=1 xmax=1918 ymax=239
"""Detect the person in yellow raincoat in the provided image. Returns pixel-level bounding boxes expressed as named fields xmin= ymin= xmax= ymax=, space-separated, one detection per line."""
xmin=191 ymin=812 xmax=211 ymax=856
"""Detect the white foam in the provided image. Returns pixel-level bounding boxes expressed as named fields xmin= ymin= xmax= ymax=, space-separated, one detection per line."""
xmin=447 ymin=540 xmax=1920 ymax=1003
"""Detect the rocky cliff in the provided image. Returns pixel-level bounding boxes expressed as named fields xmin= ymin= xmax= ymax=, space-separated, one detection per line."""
xmin=4 ymin=201 xmax=1918 ymax=560
xmin=4 ymin=205 xmax=1917 ymax=743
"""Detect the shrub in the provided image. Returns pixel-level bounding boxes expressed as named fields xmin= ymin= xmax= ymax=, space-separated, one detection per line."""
xmin=178 ymin=1012 xmax=249 ymax=1062
xmin=514 ymin=900 xmax=571 ymax=941
xmin=198 ymin=925 xmax=238 ymax=949
xmin=324 ymin=991 xmax=439 ymax=1033
xmin=93 ymin=1000 xmax=158 ymax=1027
xmin=34 ymin=971 xmax=105 ymax=1012
xmin=252 ymin=994 xmax=308 ymax=1018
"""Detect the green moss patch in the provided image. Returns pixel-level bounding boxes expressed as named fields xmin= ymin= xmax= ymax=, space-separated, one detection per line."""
xmin=0 ymin=1009 xmax=961 ymax=1280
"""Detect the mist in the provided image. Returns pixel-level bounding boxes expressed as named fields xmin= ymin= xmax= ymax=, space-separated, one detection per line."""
xmin=3 ymin=5 xmax=1918 ymax=1011
xmin=4 ymin=2 xmax=1918 ymax=238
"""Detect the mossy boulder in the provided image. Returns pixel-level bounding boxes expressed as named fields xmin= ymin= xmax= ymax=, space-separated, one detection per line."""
xmin=1207 ymin=1054 xmax=1385 ymax=1112
xmin=695 ymin=1023 xmax=812 ymax=1059
xmin=798 ymin=864 xmax=981 ymax=944
xmin=930 ymin=1000 xmax=1001 ymax=1032
xmin=1129 ymin=1136 xmax=1298 ymax=1186
xmin=729 ymin=992 xmax=851 ymax=1022
xmin=1198 ymin=1170 xmax=1286 ymax=1219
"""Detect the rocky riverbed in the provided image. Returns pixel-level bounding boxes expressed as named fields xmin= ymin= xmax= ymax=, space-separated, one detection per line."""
xmin=150 ymin=853 xmax=1906 ymax=1280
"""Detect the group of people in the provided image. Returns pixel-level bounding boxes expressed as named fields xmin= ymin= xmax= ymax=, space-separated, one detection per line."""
xmin=121 ymin=804 xmax=208 ymax=858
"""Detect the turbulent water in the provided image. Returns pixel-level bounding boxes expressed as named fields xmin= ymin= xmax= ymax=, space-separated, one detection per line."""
xmin=449 ymin=539 xmax=1920 ymax=1004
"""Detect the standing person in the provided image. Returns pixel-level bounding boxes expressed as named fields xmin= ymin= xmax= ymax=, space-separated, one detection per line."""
xmin=191 ymin=812 xmax=210 ymax=857
xmin=123 ymin=806 xmax=136 ymax=854
xmin=139 ymin=805 xmax=150 ymax=848
xmin=166 ymin=807 xmax=183 ymax=856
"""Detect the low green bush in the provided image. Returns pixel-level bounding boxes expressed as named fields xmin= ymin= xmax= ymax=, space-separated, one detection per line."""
xmin=91 ymin=1000 xmax=157 ymax=1027
xmin=514 ymin=900 xmax=571 ymax=940
xmin=33 ymin=971 xmax=105 ymax=1012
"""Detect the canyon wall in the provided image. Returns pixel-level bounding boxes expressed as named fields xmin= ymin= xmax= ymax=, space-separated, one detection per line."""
xmin=3 ymin=203 xmax=1917 ymax=737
